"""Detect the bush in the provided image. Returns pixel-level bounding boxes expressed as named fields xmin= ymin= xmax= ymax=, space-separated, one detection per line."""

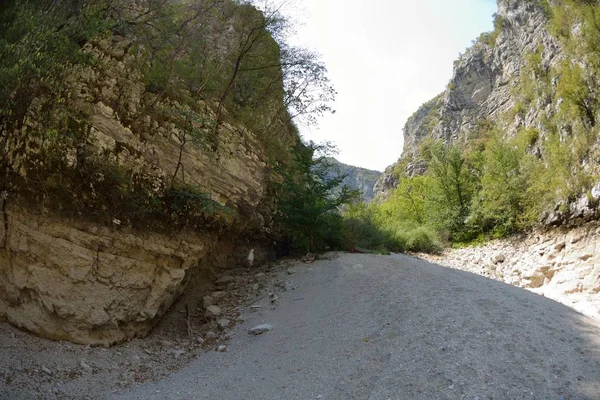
xmin=402 ymin=227 xmax=443 ymax=253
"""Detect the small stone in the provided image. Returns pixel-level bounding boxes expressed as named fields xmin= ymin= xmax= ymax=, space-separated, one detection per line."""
xmin=217 ymin=318 xmax=230 ymax=329
xmin=316 ymin=396 xmax=324 ymax=399
xmin=203 ymin=296 xmax=214 ymax=308
xmin=205 ymin=331 xmax=218 ymax=340
xmin=158 ymin=339 xmax=175 ymax=347
xmin=205 ymin=305 xmax=222 ymax=318
xmin=256 ymin=273 xmax=265 ymax=278
xmin=492 ymin=254 xmax=506 ymax=264
xmin=286 ymin=269 xmax=296 ymax=275
xmin=269 ymin=293 xmax=278 ymax=304
xmin=250 ymin=305 xmax=262 ymax=311
xmin=212 ymin=291 xmax=226 ymax=300
xmin=80 ymin=360 xmax=93 ymax=373
xmin=216 ymin=345 xmax=227 ymax=352
xmin=41 ymin=366 xmax=52 ymax=376
xmin=248 ymin=324 xmax=273 ymax=335
xmin=171 ymin=348 xmax=186 ymax=358
xmin=252 ymin=283 xmax=259 ymax=291
xmin=196 ymin=337 xmax=205 ymax=345
xmin=215 ymin=276 xmax=234 ymax=285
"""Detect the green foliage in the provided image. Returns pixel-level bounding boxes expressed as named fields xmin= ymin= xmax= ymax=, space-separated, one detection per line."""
xmin=342 ymin=202 xmax=393 ymax=253
xmin=378 ymin=175 xmax=432 ymax=225
xmin=0 ymin=0 xmax=337 ymax=246
xmin=425 ymin=142 xmax=477 ymax=241
xmin=476 ymin=13 xmax=508 ymax=46
xmin=273 ymin=142 xmax=360 ymax=253
xmin=472 ymin=134 xmax=529 ymax=235
xmin=400 ymin=227 xmax=442 ymax=253
xmin=0 ymin=0 xmax=113 ymax=133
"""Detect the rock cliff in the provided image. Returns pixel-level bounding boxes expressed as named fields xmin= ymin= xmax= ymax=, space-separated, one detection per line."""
xmin=376 ymin=0 xmax=562 ymax=196
xmin=325 ymin=158 xmax=381 ymax=202
xmin=0 ymin=2 xmax=297 ymax=345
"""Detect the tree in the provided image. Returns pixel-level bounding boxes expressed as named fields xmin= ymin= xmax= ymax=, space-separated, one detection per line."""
xmin=425 ymin=142 xmax=476 ymax=241
xmin=273 ymin=142 xmax=360 ymax=253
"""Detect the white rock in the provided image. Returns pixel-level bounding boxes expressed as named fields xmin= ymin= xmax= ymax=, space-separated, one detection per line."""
xmin=217 ymin=318 xmax=230 ymax=329
xmin=248 ymin=324 xmax=273 ymax=335
xmin=203 ymin=296 xmax=214 ymax=308
xmin=205 ymin=305 xmax=222 ymax=318
xmin=215 ymin=276 xmax=234 ymax=285
xmin=42 ymin=366 xmax=52 ymax=376
xmin=212 ymin=291 xmax=226 ymax=300
xmin=492 ymin=253 xmax=506 ymax=264
xmin=205 ymin=331 xmax=218 ymax=339
xmin=216 ymin=345 xmax=227 ymax=352
xmin=80 ymin=360 xmax=93 ymax=373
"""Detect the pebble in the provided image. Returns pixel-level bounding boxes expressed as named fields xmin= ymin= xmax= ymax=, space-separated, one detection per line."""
xmin=216 ymin=345 xmax=227 ymax=352
xmin=215 ymin=276 xmax=234 ymax=285
xmin=248 ymin=324 xmax=273 ymax=335
xmin=212 ymin=291 xmax=226 ymax=300
xmin=41 ymin=366 xmax=52 ymax=376
xmin=205 ymin=305 xmax=222 ymax=318
xmin=80 ymin=360 xmax=93 ymax=373
xmin=205 ymin=331 xmax=218 ymax=340
xmin=171 ymin=348 xmax=186 ymax=359
xmin=203 ymin=296 xmax=214 ymax=308
xmin=286 ymin=269 xmax=296 ymax=275
xmin=217 ymin=318 xmax=230 ymax=329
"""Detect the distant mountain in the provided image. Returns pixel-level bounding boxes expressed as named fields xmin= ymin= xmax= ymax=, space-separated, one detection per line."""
xmin=325 ymin=158 xmax=382 ymax=202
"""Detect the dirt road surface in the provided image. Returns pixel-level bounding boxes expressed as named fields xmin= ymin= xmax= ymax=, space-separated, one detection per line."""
xmin=115 ymin=253 xmax=600 ymax=400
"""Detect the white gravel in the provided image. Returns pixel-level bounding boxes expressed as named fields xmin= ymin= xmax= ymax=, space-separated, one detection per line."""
xmin=2 ymin=253 xmax=600 ymax=399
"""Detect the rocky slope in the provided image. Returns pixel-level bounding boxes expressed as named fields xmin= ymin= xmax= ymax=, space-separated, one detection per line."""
xmin=0 ymin=3 xmax=295 ymax=345
xmin=418 ymin=221 xmax=600 ymax=321
xmin=325 ymin=158 xmax=381 ymax=202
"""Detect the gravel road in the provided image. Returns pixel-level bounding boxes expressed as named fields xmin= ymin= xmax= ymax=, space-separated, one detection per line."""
xmin=116 ymin=253 xmax=600 ymax=400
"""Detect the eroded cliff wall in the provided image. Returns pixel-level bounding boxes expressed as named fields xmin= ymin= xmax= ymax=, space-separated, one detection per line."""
xmin=0 ymin=3 xmax=290 ymax=345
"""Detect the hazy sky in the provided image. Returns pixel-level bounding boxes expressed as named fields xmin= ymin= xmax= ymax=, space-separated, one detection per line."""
xmin=286 ymin=0 xmax=497 ymax=171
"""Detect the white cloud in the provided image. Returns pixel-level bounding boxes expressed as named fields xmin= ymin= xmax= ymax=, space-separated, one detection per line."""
xmin=286 ymin=0 xmax=497 ymax=171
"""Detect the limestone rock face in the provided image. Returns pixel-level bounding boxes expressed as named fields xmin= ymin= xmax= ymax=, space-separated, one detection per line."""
xmin=0 ymin=206 xmax=213 ymax=345
xmin=324 ymin=158 xmax=381 ymax=202
xmin=376 ymin=0 xmax=560 ymax=196
xmin=0 ymin=36 xmax=274 ymax=344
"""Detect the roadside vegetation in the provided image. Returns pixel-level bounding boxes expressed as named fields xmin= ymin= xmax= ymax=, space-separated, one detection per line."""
xmin=340 ymin=0 xmax=600 ymax=254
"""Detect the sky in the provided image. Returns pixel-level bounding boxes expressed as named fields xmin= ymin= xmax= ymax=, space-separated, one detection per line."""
xmin=285 ymin=0 xmax=498 ymax=172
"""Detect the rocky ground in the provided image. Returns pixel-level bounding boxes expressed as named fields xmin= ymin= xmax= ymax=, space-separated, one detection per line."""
xmin=416 ymin=222 xmax=600 ymax=322
xmin=0 ymin=257 xmax=306 ymax=399
xmin=2 ymin=246 xmax=600 ymax=399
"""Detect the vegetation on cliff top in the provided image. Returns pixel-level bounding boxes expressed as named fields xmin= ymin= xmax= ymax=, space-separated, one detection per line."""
xmin=0 ymin=0 xmax=358 ymax=254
